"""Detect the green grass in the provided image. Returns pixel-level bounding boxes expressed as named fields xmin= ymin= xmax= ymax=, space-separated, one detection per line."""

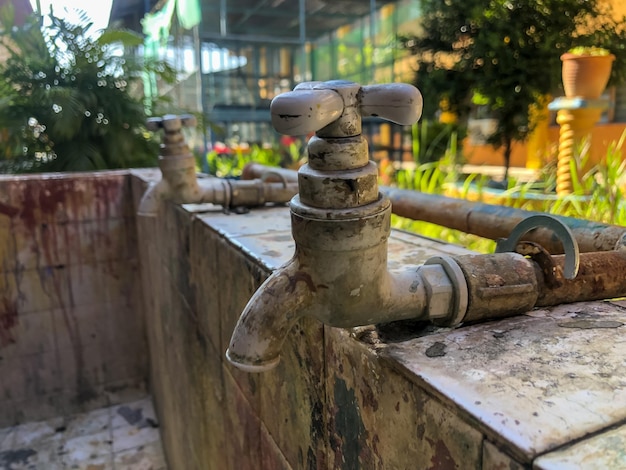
xmin=389 ymin=132 xmax=626 ymax=253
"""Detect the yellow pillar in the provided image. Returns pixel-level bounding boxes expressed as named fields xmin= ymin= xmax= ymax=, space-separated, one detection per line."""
xmin=526 ymin=95 xmax=550 ymax=170
xmin=555 ymin=107 xmax=603 ymax=195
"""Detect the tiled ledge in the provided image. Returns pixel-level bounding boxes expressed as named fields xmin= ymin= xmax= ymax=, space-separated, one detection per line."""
xmin=131 ymin=170 xmax=626 ymax=469
xmin=384 ymin=301 xmax=626 ymax=462
xmin=200 ymin=205 xmax=626 ymax=467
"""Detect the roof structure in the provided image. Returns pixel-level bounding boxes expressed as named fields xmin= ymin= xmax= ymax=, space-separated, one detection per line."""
xmin=110 ymin=0 xmax=399 ymax=43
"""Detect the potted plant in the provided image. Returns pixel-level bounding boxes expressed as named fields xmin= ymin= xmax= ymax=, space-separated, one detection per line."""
xmin=560 ymin=46 xmax=615 ymax=99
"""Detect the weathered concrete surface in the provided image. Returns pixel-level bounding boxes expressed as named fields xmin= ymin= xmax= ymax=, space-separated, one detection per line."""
xmin=326 ymin=326 xmax=484 ymax=469
xmin=483 ymin=441 xmax=526 ymax=470
xmin=0 ymin=172 xmax=147 ymax=428
xmin=534 ymin=422 xmax=626 ymax=469
xmin=131 ymin=169 xmax=626 ymax=469
xmin=384 ymin=301 xmax=626 ymax=463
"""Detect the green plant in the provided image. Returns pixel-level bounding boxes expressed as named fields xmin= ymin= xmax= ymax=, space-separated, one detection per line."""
xmin=411 ymin=120 xmax=466 ymax=164
xmin=567 ymin=46 xmax=611 ymax=56
xmin=205 ymin=144 xmax=299 ymax=178
xmin=391 ymin=149 xmax=497 ymax=253
xmin=402 ymin=0 xmax=626 ymax=181
xmin=389 ymin=133 xmax=626 ymax=253
xmin=0 ymin=5 xmax=176 ymax=172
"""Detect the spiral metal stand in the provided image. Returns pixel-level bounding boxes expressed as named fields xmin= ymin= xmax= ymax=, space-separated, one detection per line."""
xmin=549 ymin=98 xmax=607 ymax=195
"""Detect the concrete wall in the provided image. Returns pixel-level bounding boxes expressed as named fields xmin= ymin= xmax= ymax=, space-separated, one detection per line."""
xmin=128 ymin=172 xmax=512 ymax=469
xmin=131 ymin=169 xmax=626 ymax=470
xmin=2 ymin=170 xmax=624 ymax=467
xmin=0 ymin=172 xmax=147 ymax=427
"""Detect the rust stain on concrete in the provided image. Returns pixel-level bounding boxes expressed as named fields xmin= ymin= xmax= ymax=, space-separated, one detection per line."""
xmin=1 ymin=175 xmax=126 ymax=400
xmin=0 ymin=297 xmax=18 ymax=347
xmin=0 ymin=201 xmax=19 ymax=218
xmin=426 ymin=437 xmax=457 ymax=470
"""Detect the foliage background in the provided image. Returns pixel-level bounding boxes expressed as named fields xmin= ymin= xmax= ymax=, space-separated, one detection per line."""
xmin=402 ymin=0 xmax=626 ymax=177
xmin=0 ymin=5 xmax=175 ymax=173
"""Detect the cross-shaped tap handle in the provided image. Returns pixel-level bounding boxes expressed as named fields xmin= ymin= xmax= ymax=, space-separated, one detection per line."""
xmin=270 ymin=80 xmax=422 ymax=137
xmin=146 ymin=114 xmax=197 ymax=158
xmin=146 ymin=114 xmax=197 ymax=133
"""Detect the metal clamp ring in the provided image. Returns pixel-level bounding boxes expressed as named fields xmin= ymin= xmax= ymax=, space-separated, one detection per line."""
xmin=495 ymin=214 xmax=579 ymax=279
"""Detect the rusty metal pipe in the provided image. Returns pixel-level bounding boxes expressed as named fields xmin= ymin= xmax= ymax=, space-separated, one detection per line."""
xmin=242 ymin=162 xmax=300 ymax=183
xmin=241 ymin=165 xmax=626 ymax=254
xmin=450 ymin=252 xmax=539 ymax=323
xmin=536 ymin=251 xmax=626 ymax=306
xmin=380 ymin=187 xmax=626 ymax=253
xmin=439 ymin=250 xmax=626 ymax=326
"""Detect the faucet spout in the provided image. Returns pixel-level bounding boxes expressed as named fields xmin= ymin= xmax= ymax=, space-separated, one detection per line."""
xmin=226 ymin=80 xmax=428 ymax=372
xmin=226 ymin=192 xmax=472 ymax=371
xmin=226 ymin=258 xmax=315 ymax=372
xmin=137 ymin=178 xmax=170 ymax=217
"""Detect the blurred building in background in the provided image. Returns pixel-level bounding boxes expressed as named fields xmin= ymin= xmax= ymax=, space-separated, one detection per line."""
xmin=109 ymin=0 xmax=420 ymax=154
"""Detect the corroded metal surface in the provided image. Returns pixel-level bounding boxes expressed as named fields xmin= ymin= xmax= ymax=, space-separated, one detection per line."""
xmin=495 ymin=214 xmax=580 ymax=279
xmin=241 ymin=162 xmax=299 ymax=183
xmin=453 ymin=252 xmax=538 ymax=323
xmin=227 ymin=81 xmax=429 ymax=372
xmin=536 ymin=251 xmax=626 ymax=306
xmin=383 ymin=301 xmax=626 ymax=462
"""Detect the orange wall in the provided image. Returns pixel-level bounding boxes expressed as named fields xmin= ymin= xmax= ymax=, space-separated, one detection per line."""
xmin=463 ymin=0 xmax=626 ymax=169
xmin=463 ymin=123 xmax=626 ymax=168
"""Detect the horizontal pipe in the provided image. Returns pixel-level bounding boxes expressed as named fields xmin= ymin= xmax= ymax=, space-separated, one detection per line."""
xmin=241 ymin=162 xmax=300 ymax=183
xmin=445 ymin=251 xmax=626 ymax=325
xmin=536 ymin=251 xmax=626 ymax=306
xmin=241 ymin=164 xmax=626 ymax=253
xmin=380 ymin=187 xmax=626 ymax=254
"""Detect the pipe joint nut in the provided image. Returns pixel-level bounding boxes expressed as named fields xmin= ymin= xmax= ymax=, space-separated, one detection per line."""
xmin=422 ymin=255 xmax=468 ymax=326
xmin=420 ymin=264 xmax=455 ymax=320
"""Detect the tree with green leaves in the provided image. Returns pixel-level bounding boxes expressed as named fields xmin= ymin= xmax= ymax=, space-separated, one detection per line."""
xmin=403 ymin=0 xmax=626 ymax=181
xmin=0 ymin=5 xmax=176 ymax=172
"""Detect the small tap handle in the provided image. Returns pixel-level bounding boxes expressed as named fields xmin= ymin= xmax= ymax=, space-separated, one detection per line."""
xmin=146 ymin=114 xmax=197 ymax=158
xmin=146 ymin=114 xmax=197 ymax=133
xmin=270 ymin=81 xmax=422 ymax=136
xmin=361 ymin=83 xmax=423 ymax=126
xmin=270 ymin=86 xmax=344 ymax=135
xmin=495 ymin=214 xmax=580 ymax=280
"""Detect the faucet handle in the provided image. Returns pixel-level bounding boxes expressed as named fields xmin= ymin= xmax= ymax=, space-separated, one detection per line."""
xmin=270 ymin=87 xmax=344 ymax=135
xmin=270 ymin=80 xmax=422 ymax=136
xmin=361 ymin=83 xmax=423 ymax=126
xmin=147 ymin=114 xmax=197 ymax=133
xmin=147 ymin=114 xmax=197 ymax=159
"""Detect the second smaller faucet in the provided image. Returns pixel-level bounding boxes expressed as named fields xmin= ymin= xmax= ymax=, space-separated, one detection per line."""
xmin=138 ymin=114 xmax=299 ymax=217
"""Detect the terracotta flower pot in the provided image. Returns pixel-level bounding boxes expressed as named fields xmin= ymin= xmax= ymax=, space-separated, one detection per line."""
xmin=561 ymin=52 xmax=615 ymax=99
